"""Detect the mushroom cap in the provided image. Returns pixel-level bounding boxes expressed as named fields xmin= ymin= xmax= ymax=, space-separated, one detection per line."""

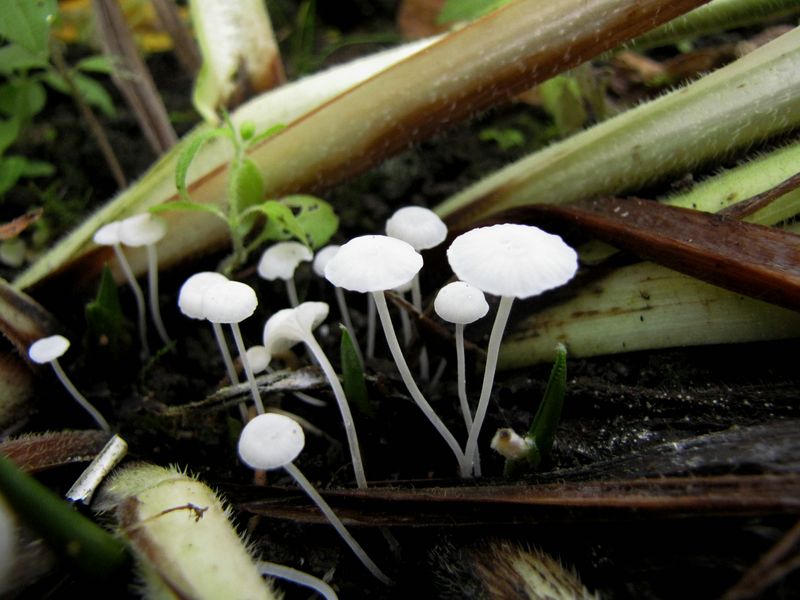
xmin=447 ymin=224 xmax=578 ymax=299
xmin=434 ymin=281 xmax=489 ymax=325
xmin=238 ymin=413 xmax=305 ymax=470
xmin=246 ymin=345 xmax=272 ymax=374
xmin=263 ymin=302 xmax=329 ymax=354
xmin=386 ymin=206 xmax=447 ymax=251
xmin=257 ymin=241 xmax=313 ymax=281
xmin=324 ymin=235 xmax=422 ymax=293
xmin=118 ymin=213 xmax=167 ymax=247
xmin=312 ymin=245 xmax=340 ymax=278
xmin=178 ymin=272 xmax=229 ymax=320
xmin=93 ymin=221 xmax=121 ymax=246
xmin=29 ymin=335 xmax=70 ymax=364
xmin=202 ymin=280 xmax=258 ymax=324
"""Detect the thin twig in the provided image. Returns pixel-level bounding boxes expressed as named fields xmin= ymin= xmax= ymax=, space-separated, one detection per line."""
xmin=720 ymin=170 xmax=800 ymax=220
xmin=150 ymin=0 xmax=201 ymax=74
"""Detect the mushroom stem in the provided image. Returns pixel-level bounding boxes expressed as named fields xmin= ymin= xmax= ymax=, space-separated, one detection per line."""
xmin=146 ymin=244 xmax=171 ymax=347
xmin=282 ymin=462 xmax=392 ymax=585
xmin=454 ymin=324 xmax=481 ymax=477
xmin=411 ymin=271 xmax=430 ymax=381
xmin=371 ymin=291 xmax=465 ymax=467
xmin=50 ymin=359 xmax=111 ymax=432
xmin=111 ymin=244 xmax=149 ymax=357
xmin=460 ymin=295 xmax=514 ymax=478
xmin=366 ymin=295 xmax=376 ymax=359
xmin=258 ymin=561 xmax=338 ymax=600
xmin=229 ymin=323 xmax=265 ymax=415
xmin=334 ymin=287 xmax=363 ymax=364
xmin=285 ymin=278 xmax=299 ymax=308
xmin=211 ymin=323 xmax=239 ymax=386
xmin=301 ymin=333 xmax=367 ymax=489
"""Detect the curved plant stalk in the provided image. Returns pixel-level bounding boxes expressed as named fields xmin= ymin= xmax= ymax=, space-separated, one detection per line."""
xmin=435 ymin=26 xmax=800 ymax=227
xmin=95 ymin=463 xmax=277 ymax=600
xmin=630 ymin=0 xmax=800 ymax=50
xmin=15 ymin=0 xmax=707 ymax=291
xmin=190 ymin=0 xmax=284 ymax=124
xmin=499 ymin=261 xmax=800 ymax=368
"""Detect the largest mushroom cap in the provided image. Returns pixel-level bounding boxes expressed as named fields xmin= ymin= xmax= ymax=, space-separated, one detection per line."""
xmin=238 ymin=413 xmax=305 ymax=470
xmin=324 ymin=235 xmax=423 ymax=293
xmin=447 ymin=224 xmax=578 ymax=299
xmin=386 ymin=206 xmax=447 ymax=251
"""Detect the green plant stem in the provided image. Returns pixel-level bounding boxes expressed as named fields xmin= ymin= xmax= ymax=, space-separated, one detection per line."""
xmin=49 ymin=41 xmax=126 ymax=189
xmin=0 ymin=454 xmax=127 ymax=577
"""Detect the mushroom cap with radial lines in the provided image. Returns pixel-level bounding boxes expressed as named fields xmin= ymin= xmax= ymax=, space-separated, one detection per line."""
xmin=447 ymin=224 xmax=578 ymax=299
xmin=386 ymin=206 xmax=447 ymax=251
xmin=118 ymin=213 xmax=167 ymax=247
xmin=178 ymin=272 xmax=228 ymax=320
xmin=324 ymin=235 xmax=422 ymax=293
xmin=92 ymin=221 xmax=121 ymax=246
xmin=201 ymin=280 xmax=258 ymax=324
xmin=312 ymin=245 xmax=340 ymax=277
xmin=29 ymin=335 xmax=70 ymax=364
xmin=257 ymin=241 xmax=313 ymax=281
xmin=263 ymin=302 xmax=329 ymax=354
xmin=238 ymin=413 xmax=305 ymax=470
xmin=434 ymin=281 xmax=489 ymax=325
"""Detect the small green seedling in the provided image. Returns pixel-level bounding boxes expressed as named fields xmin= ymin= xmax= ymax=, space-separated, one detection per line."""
xmin=340 ymin=324 xmax=373 ymax=418
xmin=85 ymin=264 xmax=130 ymax=360
xmin=151 ymin=114 xmax=338 ymax=273
xmin=492 ymin=343 xmax=568 ymax=477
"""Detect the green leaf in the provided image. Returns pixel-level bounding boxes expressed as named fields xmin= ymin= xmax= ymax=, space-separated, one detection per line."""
xmin=0 ymin=453 xmax=129 ymax=576
xmin=73 ymin=73 xmax=116 ymax=117
xmin=339 ymin=324 xmax=373 ymax=417
xmin=0 ymin=118 xmax=20 ymax=154
xmin=19 ymin=158 xmax=53 ymax=177
xmin=526 ymin=343 xmax=568 ymax=456
xmin=0 ymin=155 xmax=27 ymax=195
xmin=0 ymin=0 xmax=57 ymax=59
xmin=0 ymin=43 xmax=47 ymax=74
xmin=275 ymin=195 xmax=338 ymax=249
xmin=246 ymin=122 xmax=286 ymax=147
xmin=85 ymin=264 xmax=128 ymax=358
xmin=149 ymin=200 xmax=227 ymax=221
xmin=75 ymin=55 xmax=117 ymax=74
xmin=436 ymin=0 xmax=511 ymax=24
xmin=250 ymin=199 xmax=308 ymax=246
xmin=539 ymin=74 xmax=588 ymax=137
xmin=175 ymin=128 xmax=231 ymax=202
xmin=478 ymin=127 xmax=525 ymax=151
xmin=0 ymin=80 xmax=46 ymax=119
xmin=232 ymin=158 xmax=264 ymax=213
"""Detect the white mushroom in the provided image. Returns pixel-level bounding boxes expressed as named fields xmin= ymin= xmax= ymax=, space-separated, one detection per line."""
xmin=238 ymin=413 xmax=391 ymax=585
xmin=325 ymin=235 xmax=464 ymax=470
xmin=313 ymin=245 xmax=363 ymax=364
xmin=118 ymin=214 xmax=171 ymax=347
xmin=447 ymin=224 xmax=578 ymax=477
xmin=263 ymin=302 xmax=367 ymax=488
xmin=257 ymin=241 xmax=313 ymax=307
xmin=28 ymin=335 xmax=110 ymax=432
xmin=93 ymin=221 xmax=149 ymax=356
xmin=202 ymin=280 xmax=264 ymax=414
xmin=434 ymin=281 xmax=489 ymax=474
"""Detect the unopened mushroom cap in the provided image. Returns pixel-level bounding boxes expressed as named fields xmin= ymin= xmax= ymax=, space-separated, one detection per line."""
xmin=263 ymin=302 xmax=329 ymax=354
xmin=324 ymin=235 xmax=422 ymax=293
xmin=238 ymin=413 xmax=305 ymax=470
xmin=257 ymin=241 xmax=313 ymax=281
xmin=447 ymin=224 xmax=578 ymax=299
xmin=118 ymin=214 xmax=167 ymax=247
xmin=312 ymin=245 xmax=340 ymax=277
xmin=178 ymin=272 xmax=228 ymax=320
xmin=386 ymin=206 xmax=447 ymax=251
xmin=202 ymin=280 xmax=258 ymax=324
xmin=434 ymin=281 xmax=489 ymax=325
xmin=93 ymin=222 xmax=121 ymax=246
xmin=29 ymin=335 xmax=70 ymax=364
xmin=246 ymin=345 xmax=272 ymax=374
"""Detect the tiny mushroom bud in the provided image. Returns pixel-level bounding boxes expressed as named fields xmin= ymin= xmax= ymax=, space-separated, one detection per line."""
xmin=93 ymin=221 xmax=149 ymax=356
xmin=118 ymin=213 xmax=171 ymax=347
xmin=238 ymin=413 xmax=391 ymax=585
xmin=264 ymin=302 xmax=368 ymax=488
xmin=325 ymin=235 xmax=464 ymax=471
xmin=202 ymin=280 xmax=264 ymax=414
xmin=258 ymin=241 xmax=313 ymax=307
xmin=29 ymin=335 xmax=110 ymax=432
xmin=447 ymin=224 xmax=578 ymax=477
